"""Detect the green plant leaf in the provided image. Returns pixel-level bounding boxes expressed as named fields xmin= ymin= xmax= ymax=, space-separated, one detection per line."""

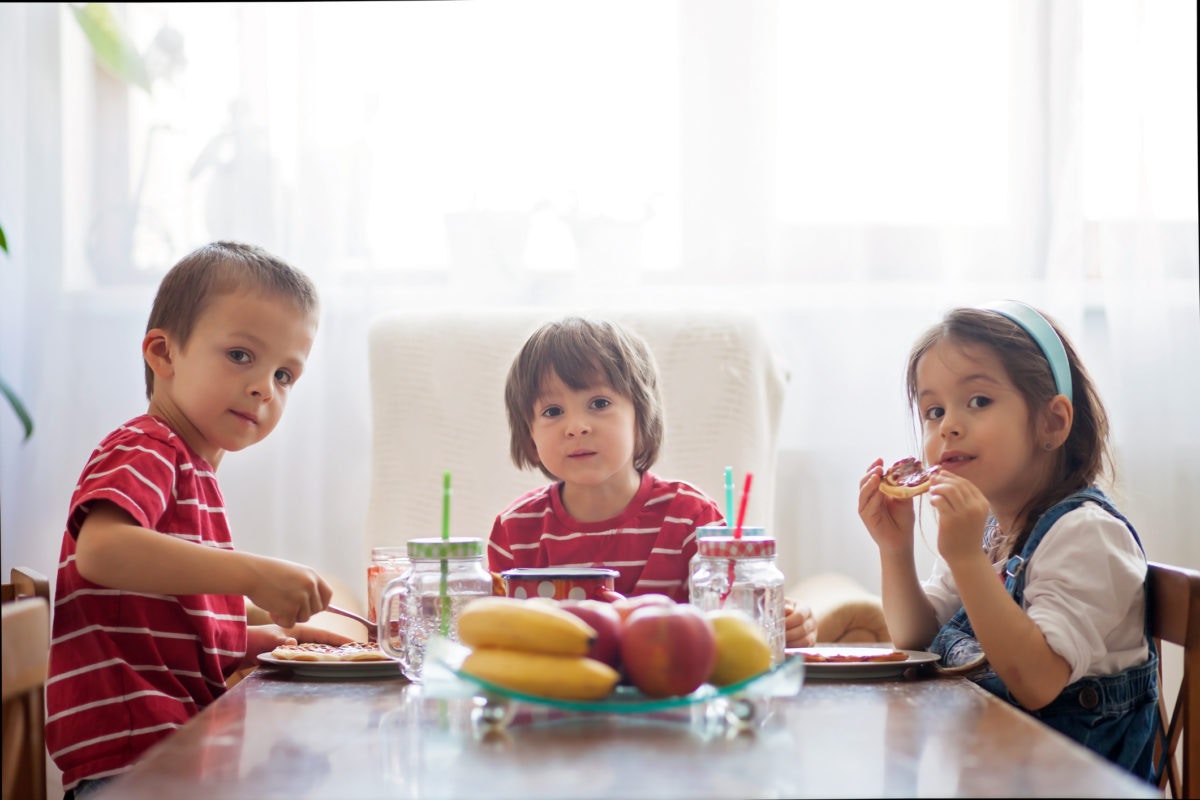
xmin=69 ymin=3 xmax=152 ymax=93
xmin=0 ymin=376 xmax=34 ymax=442
xmin=0 ymin=222 xmax=30 ymax=439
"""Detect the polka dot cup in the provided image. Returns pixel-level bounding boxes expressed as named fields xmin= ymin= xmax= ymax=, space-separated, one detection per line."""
xmin=500 ymin=567 xmax=624 ymax=602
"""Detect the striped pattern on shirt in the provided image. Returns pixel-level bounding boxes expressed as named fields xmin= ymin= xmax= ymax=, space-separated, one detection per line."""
xmin=46 ymin=415 xmax=246 ymax=790
xmin=487 ymin=471 xmax=725 ymax=602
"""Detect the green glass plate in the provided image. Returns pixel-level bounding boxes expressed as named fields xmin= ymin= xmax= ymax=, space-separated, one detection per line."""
xmin=422 ymin=635 xmax=805 ymax=714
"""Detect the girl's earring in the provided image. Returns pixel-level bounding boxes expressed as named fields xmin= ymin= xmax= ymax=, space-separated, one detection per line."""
xmin=1044 ymin=442 xmax=1054 ymax=451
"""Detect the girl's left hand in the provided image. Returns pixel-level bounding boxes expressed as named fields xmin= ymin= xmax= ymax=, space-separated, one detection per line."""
xmin=927 ymin=469 xmax=991 ymax=565
xmin=783 ymin=598 xmax=818 ymax=648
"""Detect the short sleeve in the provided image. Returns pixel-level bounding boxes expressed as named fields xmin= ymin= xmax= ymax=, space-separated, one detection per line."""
xmin=68 ymin=428 xmax=179 ymax=538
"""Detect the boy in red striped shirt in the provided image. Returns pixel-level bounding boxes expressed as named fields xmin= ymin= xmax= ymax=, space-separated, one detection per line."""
xmin=47 ymin=242 xmax=349 ymax=798
xmin=488 ymin=317 xmax=817 ymax=643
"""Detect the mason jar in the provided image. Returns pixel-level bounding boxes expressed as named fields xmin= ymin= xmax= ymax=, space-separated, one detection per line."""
xmin=688 ymin=533 xmax=786 ymax=665
xmin=367 ymin=546 xmax=411 ymax=624
xmin=687 ymin=524 xmax=749 ymax=601
xmin=377 ymin=537 xmax=491 ymax=682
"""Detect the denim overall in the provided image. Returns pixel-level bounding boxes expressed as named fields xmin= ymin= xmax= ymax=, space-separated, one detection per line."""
xmin=929 ymin=488 xmax=1160 ymax=782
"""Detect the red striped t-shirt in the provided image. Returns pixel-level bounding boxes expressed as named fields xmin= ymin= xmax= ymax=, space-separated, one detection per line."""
xmin=46 ymin=415 xmax=246 ymax=790
xmin=487 ymin=471 xmax=724 ymax=602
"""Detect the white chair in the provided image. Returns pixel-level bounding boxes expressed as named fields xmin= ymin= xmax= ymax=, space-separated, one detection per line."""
xmin=365 ymin=308 xmax=788 ymax=552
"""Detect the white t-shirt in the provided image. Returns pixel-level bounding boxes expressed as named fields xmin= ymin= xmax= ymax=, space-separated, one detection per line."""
xmin=923 ymin=501 xmax=1149 ymax=685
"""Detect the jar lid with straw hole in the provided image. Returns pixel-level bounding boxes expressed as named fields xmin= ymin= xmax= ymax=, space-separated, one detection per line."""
xmin=698 ymin=535 xmax=775 ymax=559
xmin=407 ymin=537 xmax=483 ymax=559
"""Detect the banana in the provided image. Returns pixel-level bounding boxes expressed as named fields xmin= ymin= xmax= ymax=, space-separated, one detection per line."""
xmin=457 ymin=596 xmax=597 ymax=656
xmin=461 ymin=647 xmax=620 ymax=701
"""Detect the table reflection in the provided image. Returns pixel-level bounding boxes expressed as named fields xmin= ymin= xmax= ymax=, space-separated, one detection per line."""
xmin=92 ymin=668 xmax=1158 ymax=800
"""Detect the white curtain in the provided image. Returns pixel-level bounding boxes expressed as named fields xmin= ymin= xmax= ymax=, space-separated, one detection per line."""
xmin=2 ymin=1 xmax=1197 ymax=610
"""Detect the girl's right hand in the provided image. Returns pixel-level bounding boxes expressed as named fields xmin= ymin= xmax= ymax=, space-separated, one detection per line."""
xmin=244 ymin=555 xmax=333 ymax=628
xmin=858 ymin=457 xmax=917 ymax=554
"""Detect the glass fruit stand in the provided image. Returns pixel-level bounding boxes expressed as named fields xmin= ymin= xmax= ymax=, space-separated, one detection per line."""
xmin=421 ymin=636 xmax=806 ymax=733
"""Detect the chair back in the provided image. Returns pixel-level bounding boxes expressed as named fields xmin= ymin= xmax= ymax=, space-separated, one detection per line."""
xmin=0 ymin=567 xmax=50 ymax=606
xmin=1147 ymin=560 xmax=1200 ymax=799
xmin=366 ymin=308 xmax=787 ymax=550
xmin=2 ymin=567 xmax=52 ymax=800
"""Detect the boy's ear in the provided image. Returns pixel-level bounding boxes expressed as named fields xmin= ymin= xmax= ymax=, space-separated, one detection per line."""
xmin=1040 ymin=394 xmax=1074 ymax=449
xmin=143 ymin=329 xmax=175 ymax=382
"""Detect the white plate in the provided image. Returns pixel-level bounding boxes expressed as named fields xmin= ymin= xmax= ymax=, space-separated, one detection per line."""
xmin=784 ymin=647 xmax=939 ymax=680
xmin=257 ymin=653 xmax=406 ymax=680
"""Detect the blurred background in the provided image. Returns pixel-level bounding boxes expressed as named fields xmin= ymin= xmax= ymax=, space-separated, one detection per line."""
xmin=2 ymin=1 xmax=1197 ymax=606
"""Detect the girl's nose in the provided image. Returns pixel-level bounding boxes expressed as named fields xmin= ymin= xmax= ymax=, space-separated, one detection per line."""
xmin=940 ymin=411 xmax=962 ymax=438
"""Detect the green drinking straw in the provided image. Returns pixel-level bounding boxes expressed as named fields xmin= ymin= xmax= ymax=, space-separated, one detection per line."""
xmin=442 ymin=471 xmax=452 ymax=541
xmin=440 ymin=471 xmax=452 ymax=637
xmin=723 ymin=465 xmax=734 ymax=526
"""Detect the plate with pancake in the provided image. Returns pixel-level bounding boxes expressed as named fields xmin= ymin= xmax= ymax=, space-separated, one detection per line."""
xmin=257 ymin=641 xmax=405 ymax=680
xmin=257 ymin=653 xmax=405 ymax=679
xmin=785 ymin=646 xmax=939 ymax=680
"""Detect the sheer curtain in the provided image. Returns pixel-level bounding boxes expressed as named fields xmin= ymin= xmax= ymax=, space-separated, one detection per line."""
xmin=2 ymin=1 xmax=1196 ymax=608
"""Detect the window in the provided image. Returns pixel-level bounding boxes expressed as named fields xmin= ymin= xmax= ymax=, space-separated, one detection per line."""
xmin=65 ymin=1 xmax=1196 ymax=294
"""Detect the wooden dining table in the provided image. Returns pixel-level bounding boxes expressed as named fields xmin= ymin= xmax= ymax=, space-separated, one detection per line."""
xmin=90 ymin=656 xmax=1159 ymax=799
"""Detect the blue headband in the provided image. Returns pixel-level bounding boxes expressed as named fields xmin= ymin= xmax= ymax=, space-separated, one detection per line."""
xmin=979 ymin=300 xmax=1073 ymax=402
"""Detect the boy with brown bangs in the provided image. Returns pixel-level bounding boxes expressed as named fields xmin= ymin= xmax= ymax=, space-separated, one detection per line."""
xmin=488 ymin=316 xmax=818 ymax=645
xmin=48 ymin=242 xmax=349 ymax=798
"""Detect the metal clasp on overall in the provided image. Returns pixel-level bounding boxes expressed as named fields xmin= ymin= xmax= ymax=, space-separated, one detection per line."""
xmin=1005 ymin=555 xmax=1026 ymax=580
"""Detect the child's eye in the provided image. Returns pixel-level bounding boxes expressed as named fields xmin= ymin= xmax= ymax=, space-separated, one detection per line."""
xmin=539 ymin=406 xmax=563 ymax=418
xmin=968 ymin=396 xmax=992 ymax=409
xmin=922 ymin=405 xmax=945 ymax=421
xmin=228 ymin=349 xmax=251 ymax=365
xmin=590 ymin=398 xmax=611 ymax=410
xmin=274 ymin=369 xmax=294 ymax=386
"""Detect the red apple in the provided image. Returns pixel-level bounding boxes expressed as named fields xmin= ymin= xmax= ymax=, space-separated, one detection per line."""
xmin=611 ymin=592 xmax=675 ymax=623
xmin=560 ymin=599 xmax=623 ymax=669
xmin=619 ymin=603 xmax=717 ymax=698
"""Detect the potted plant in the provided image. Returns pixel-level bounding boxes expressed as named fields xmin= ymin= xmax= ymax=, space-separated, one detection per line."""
xmin=2 ymin=5 xmax=160 ymax=441
xmin=0 ymin=223 xmax=33 ymax=441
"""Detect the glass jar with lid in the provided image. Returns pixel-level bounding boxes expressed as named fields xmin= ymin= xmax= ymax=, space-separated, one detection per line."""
xmin=688 ymin=532 xmax=786 ymax=665
xmin=687 ymin=524 xmax=756 ymax=601
xmin=377 ymin=537 xmax=492 ymax=682
xmin=367 ymin=546 xmax=411 ymax=624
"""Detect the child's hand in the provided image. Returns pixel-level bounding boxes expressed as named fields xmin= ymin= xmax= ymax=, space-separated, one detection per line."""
xmin=927 ymin=469 xmax=990 ymax=565
xmin=242 ymin=624 xmax=354 ymax=671
xmin=282 ymin=622 xmax=356 ymax=648
xmin=858 ymin=458 xmax=917 ymax=555
xmin=243 ymin=625 xmax=297 ymax=670
xmin=783 ymin=598 xmax=818 ymax=647
xmin=244 ymin=556 xmax=333 ymax=628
